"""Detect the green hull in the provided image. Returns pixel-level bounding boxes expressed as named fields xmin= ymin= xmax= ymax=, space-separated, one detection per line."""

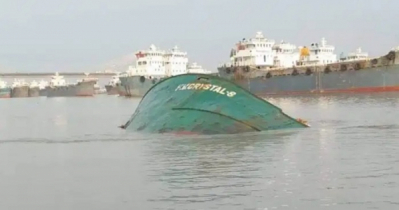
xmin=122 ymin=74 xmax=308 ymax=135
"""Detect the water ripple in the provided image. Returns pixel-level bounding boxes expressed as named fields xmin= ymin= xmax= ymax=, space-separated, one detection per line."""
xmin=1 ymin=94 xmax=399 ymax=209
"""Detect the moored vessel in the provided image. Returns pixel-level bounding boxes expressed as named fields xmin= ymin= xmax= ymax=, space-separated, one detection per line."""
xmin=120 ymin=73 xmax=308 ymax=135
xmin=38 ymin=80 xmax=49 ymax=96
xmin=120 ymin=45 xmax=213 ymax=97
xmin=10 ymin=79 xmax=29 ymax=98
xmin=117 ymin=72 xmax=128 ymax=96
xmin=217 ymin=31 xmax=399 ymax=95
xmin=0 ymin=79 xmax=11 ymax=98
xmin=46 ymin=72 xmax=96 ymax=97
xmin=28 ymin=80 xmax=40 ymax=97
xmin=89 ymin=76 xmax=105 ymax=94
xmin=105 ymin=73 xmax=122 ymax=95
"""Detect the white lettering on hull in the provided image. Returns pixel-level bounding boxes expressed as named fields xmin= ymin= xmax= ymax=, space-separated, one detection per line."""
xmin=175 ymin=83 xmax=237 ymax=97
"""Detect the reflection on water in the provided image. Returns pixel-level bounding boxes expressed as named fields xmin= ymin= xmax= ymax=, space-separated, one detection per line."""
xmin=0 ymin=93 xmax=399 ymax=209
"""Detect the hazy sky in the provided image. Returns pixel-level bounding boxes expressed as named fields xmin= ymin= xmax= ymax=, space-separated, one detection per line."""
xmin=0 ymin=0 xmax=398 ymax=72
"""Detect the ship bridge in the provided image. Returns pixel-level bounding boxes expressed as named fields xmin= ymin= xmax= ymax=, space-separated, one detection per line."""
xmin=273 ymin=40 xmax=300 ymax=68
xmin=341 ymin=48 xmax=369 ymax=61
xmin=298 ymin=37 xmax=337 ymax=65
xmin=231 ymin=31 xmax=276 ymax=67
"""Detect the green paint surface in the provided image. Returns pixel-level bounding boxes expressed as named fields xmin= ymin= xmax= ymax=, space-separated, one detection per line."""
xmin=124 ymin=74 xmax=308 ymax=134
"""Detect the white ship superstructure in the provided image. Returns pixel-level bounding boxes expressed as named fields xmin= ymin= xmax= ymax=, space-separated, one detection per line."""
xmin=107 ymin=73 xmax=122 ymax=86
xmin=11 ymin=79 xmax=28 ymax=88
xmin=127 ymin=44 xmax=191 ymax=77
xmin=38 ymin=80 xmax=49 ymax=90
xmin=164 ymin=46 xmax=188 ymax=76
xmin=49 ymin=72 xmax=67 ymax=87
xmin=134 ymin=44 xmax=166 ymax=76
xmin=340 ymin=48 xmax=369 ymax=61
xmin=187 ymin=62 xmax=212 ymax=74
xmin=221 ymin=32 xmax=339 ymax=70
xmin=29 ymin=80 xmax=39 ymax=88
xmin=298 ymin=37 xmax=337 ymax=65
xmin=0 ymin=78 xmax=8 ymax=88
xmin=273 ymin=40 xmax=299 ymax=68
xmin=229 ymin=31 xmax=276 ymax=67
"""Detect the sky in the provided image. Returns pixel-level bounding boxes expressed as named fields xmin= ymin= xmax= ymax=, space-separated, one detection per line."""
xmin=0 ymin=0 xmax=398 ymax=72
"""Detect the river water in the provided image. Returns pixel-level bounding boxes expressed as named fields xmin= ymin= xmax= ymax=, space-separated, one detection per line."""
xmin=0 ymin=93 xmax=398 ymax=210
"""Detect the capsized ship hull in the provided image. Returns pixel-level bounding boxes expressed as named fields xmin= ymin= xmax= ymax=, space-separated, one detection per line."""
xmin=46 ymin=81 xmax=96 ymax=97
xmin=121 ymin=73 xmax=308 ymax=135
xmin=218 ymin=50 xmax=399 ymax=95
xmin=121 ymin=74 xmax=219 ymax=97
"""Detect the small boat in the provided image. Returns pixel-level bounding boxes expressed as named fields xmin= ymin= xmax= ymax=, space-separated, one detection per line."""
xmin=120 ymin=73 xmax=309 ymax=135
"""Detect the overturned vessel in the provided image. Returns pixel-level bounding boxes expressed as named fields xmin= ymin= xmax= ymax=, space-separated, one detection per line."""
xmin=121 ymin=73 xmax=308 ymax=135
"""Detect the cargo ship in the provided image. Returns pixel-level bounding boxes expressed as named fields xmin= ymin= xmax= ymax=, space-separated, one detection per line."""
xmin=116 ymin=72 xmax=128 ymax=96
xmin=38 ymin=80 xmax=49 ymax=96
xmin=105 ymin=73 xmax=122 ymax=95
xmin=0 ymin=79 xmax=11 ymax=98
xmin=120 ymin=45 xmax=213 ymax=97
xmin=94 ymin=82 xmax=106 ymax=94
xmin=217 ymin=31 xmax=399 ymax=95
xmin=10 ymin=79 xmax=29 ymax=98
xmin=28 ymin=80 xmax=40 ymax=97
xmin=46 ymin=72 xmax=96 ymax=97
